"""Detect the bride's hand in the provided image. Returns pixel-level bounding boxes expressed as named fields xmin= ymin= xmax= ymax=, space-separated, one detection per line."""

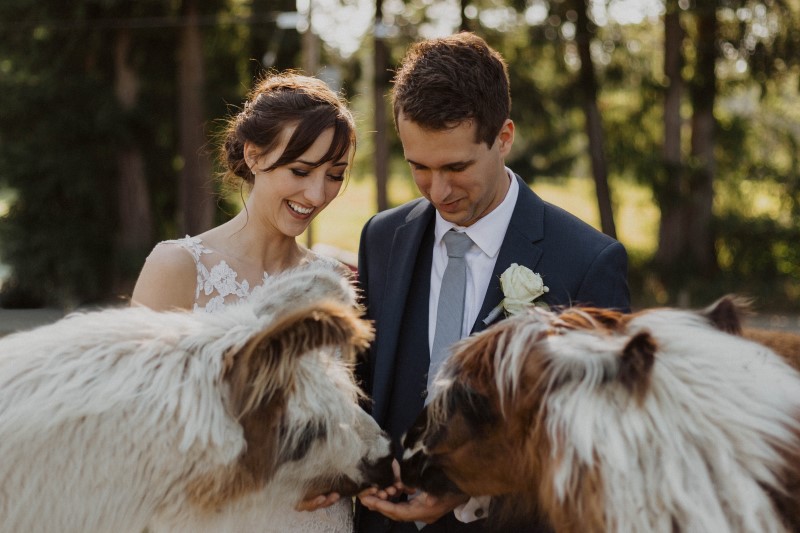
xmin=295 ymin=492 xmax=341 ymax=512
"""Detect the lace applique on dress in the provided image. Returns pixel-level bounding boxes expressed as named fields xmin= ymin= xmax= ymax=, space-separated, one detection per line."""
xmin=162 ymin=236 xmax=271 ymax=313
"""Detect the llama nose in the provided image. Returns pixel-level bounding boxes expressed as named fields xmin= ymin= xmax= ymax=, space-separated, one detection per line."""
xmin=360 ymin=443 xmax=395 ymax=489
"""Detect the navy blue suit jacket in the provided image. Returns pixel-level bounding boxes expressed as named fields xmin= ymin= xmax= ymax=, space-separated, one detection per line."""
xmin=355 ymin=175 xmax=630 ymax=533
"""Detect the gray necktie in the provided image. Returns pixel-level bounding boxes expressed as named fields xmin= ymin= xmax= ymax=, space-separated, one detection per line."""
xmin=428 ymin=230 xmax=473 ymax=395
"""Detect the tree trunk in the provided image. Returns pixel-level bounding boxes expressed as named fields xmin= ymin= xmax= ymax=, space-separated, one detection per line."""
xmin=373 ymin=0 xmax=390 ymax=213
xmin=656 ymin=0 xmax=687 ymax=267
xmin=302 ymin=4 xmax=320 ymax=246
xmin=114 ymin=27 xmax=153 ymax=291
xmin=687 ymin=7 xmax=718 ymax=276
xmin=574 ymin=0 xmax=616 ymax=238
xmin=178 ymin=0 xmax=214 ymax=236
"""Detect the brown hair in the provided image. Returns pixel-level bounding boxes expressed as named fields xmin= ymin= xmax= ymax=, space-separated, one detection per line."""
xmin=221 ymin=72 xmax=356 ymax=188
xmin=391 ymin=32 xmax=510 ymax=147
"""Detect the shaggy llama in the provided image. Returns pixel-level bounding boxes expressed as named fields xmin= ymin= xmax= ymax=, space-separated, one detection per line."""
xmin=0 ymin=264 xmax=394 ymax=533
xmin=401 ymin=296 xmax=800 ymax=533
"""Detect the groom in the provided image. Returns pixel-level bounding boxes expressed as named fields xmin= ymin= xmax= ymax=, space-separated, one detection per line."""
xmin=356 ymin=32 xmax=630 ymax=532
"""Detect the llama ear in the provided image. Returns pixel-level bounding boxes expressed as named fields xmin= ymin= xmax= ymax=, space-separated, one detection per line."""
xmin=701 ymin=294 xmax=750 ymax=335
xmin=190 ymin=300 xmax=370 ymax=510
xmin=226 ymin=299 xmax=373 ymax=419
xmin=618 ymin=331 xmax=656 ymax=402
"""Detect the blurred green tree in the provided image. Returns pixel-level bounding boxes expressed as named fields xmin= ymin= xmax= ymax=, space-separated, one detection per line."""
xmin=2 ymin=0 xmax=799 ymax=310
xmin=0 ymin=0 xmax=302 ymax=307
xmin=0 ymin=0 xmax=136 ymax=306
xmin=598 ymin=0 xmax=800 ymax=305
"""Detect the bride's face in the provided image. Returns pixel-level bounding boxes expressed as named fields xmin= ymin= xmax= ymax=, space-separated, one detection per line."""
xmin=247 ymin=127 xmax=349 ymax=239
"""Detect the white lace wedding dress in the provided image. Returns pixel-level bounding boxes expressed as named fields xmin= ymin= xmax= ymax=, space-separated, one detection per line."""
xmin=160 ymin=235 xmax=354 ymax=533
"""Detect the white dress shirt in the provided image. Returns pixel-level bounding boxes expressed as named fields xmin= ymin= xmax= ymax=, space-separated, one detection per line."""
xmin=428 ymin=168 xmax=519 ymax=355
xmin=418 ymin=169 xmax=518 ymax=528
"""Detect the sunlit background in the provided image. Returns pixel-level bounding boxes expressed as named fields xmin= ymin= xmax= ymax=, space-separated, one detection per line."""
xmin=0 ymin=0 xmax=798 ymax=315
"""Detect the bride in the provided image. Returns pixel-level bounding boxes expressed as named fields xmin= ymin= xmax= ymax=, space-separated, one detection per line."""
xmin=132 ymin=71 xmax=357 ymax=532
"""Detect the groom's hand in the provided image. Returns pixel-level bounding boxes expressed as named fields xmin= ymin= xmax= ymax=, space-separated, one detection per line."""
xmin=357 ymin=458 xmax=406 ymax=502
xmin=359 ymin=490 xmax=469 ymax=524
xmin=357 ymin=459 xmax=470 ymax=524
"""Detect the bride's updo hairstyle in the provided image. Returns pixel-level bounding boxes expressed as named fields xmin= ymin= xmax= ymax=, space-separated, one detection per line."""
xmin=221 ymin=71 xmax=356 ymax=188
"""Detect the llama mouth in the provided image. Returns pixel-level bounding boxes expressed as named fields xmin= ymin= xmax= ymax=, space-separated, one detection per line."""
xmin=401 ymin=456 xmax=462 ymax=497
xmin=287 ymin=201 xmax=314 ymax=216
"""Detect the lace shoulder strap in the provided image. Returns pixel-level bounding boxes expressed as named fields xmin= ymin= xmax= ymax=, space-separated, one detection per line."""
xmin=159 ymin=235 xmax=255 ymax=313
xmin=158 ymin=235 xmax=216 ymax=309
xmin=160 ymin=235 xmax=212 ymax=264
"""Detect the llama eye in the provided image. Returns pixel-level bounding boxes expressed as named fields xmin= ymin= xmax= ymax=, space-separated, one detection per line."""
xmin=449 ymin=383 xmax=496 ymax=432
xmin=278 ymin=419 xmax=328 ymax=463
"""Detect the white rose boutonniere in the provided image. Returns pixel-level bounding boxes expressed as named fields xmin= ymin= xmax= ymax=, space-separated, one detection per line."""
xmin=483 ymin=264 xmax=549 ymax=325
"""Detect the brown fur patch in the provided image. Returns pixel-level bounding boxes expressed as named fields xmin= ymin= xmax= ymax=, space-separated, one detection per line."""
xmin=186 ymin=300 xmax=373 ymax=510
xmin=541 ymin=458 xmax=606 ymax=533
xmin=739 ymin=329 xmax=800 ymax=529
xmin=185 ymin=393 xmax=285 ymax=510
xmin=743 ymin=328 xmax=800 ymax=373
xmin=698 ymin=294 xmax=800 ymax=372
xmin=556 ymin=307 xmax=627 ymax=333
xmin=491 ymin=374 xmax=555 ymax=527
xmin=526 ymin=410 xmax=605 ymax=533
xmin=702 ymin=295 xmax=751 ymax=335
xmin=413 ymin=300 xmax=800 ymax=532
xmin=227 ymin=299 xmax=373 ymax=418
xmin=618 ymin=332 xmax=657 ymax=404
xmin=450 ymin=323 xmax=509 ymax=397
xmin=424 ymin=319 xmax=556 ymax=500
xmin=512 ymin=344 xmax=554 ymax=437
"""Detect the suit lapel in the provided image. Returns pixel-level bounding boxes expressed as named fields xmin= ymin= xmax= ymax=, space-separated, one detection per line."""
xmin=372 ymin=201 xmax=434 ymax=425
xmin=471 ymin=176 xmax=546 ymax=334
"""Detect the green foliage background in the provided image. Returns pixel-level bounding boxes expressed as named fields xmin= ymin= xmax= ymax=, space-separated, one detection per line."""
xmin=1 ymin=0 xmax=799 ymax=310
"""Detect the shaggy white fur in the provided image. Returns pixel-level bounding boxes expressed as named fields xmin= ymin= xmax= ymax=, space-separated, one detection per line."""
xmin=0 ymin=263 xmax=391 ymax=533
xmin=541 ymin=309 xmax=800 ymax=532
xmin=418 ymin=304 xmax=800 ymax=533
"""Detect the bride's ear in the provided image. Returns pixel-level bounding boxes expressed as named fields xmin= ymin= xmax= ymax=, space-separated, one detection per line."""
xmin=244 ymin=141 xmax=260 ymax=173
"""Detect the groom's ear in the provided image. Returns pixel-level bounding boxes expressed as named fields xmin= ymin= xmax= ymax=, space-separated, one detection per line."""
xmin=496 ymin=119 xmax=514 ymax=157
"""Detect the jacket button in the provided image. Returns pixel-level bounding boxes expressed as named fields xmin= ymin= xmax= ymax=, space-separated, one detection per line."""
xmin=421 ymin=389 xmax=428 ymax=399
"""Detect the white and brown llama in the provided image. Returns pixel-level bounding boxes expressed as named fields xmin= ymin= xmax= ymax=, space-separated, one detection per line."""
xmin=401 ymin=296 xmax=800 ymax=533
xmin=0 ymin=264 xmax=394 ymax=533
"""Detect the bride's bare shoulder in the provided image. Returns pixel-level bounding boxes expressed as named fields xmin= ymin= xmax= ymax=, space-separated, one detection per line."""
xmin=131 ymin=240 xmax=198 ymax=311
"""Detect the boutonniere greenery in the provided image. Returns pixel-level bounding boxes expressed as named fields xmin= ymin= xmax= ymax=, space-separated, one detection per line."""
xmin=483 ymin=263 xmax=549 ymax=325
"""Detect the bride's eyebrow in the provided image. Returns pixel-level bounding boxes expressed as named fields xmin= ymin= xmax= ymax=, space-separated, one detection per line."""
xmin=294 ymin=159 xmax=316 ymax=165
xmin=295 ymin=159 xmax=348 ymax=167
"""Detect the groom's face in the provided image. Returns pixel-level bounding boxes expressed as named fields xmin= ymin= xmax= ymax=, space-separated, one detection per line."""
xmin=398 ymin=113 xmax=514 ymax=227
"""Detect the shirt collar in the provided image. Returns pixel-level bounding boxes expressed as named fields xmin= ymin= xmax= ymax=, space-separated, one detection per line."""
xmin=434 ymin=167 xmax=519 ymax=258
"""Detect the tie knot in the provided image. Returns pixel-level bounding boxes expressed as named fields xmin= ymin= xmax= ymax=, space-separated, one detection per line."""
xmin=443 ymin=230 xmax=472 ymax=258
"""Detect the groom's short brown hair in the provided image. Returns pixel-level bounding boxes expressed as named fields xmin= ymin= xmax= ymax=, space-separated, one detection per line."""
xmin=391 ymin=32 xmax=511 ymax=147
